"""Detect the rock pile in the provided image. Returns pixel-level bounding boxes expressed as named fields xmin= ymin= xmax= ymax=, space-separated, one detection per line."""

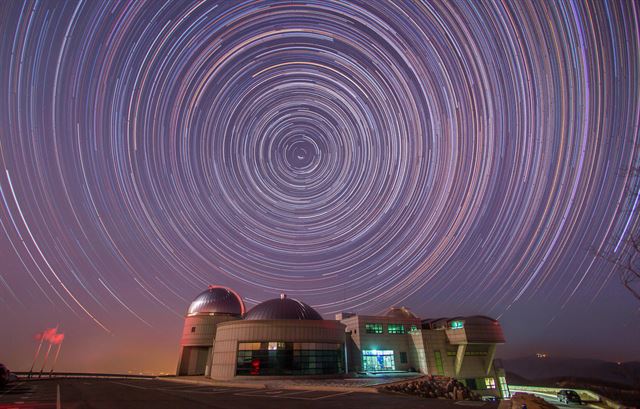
xmin=509 ymin=392 xmax=557 ymax=409
xmin=382 ymin=375 xmax=481 ymax=400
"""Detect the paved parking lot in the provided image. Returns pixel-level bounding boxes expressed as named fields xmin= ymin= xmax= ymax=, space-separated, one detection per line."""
xmin=1 ymin=378 xmax=501 ymax=409
xmin=0 ymin=381 xmax=57 ymax=408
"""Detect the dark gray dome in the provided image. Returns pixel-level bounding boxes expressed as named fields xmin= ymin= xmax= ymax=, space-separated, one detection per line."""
xmin=187 ymin=286 xmax=245 ymax=316
xmin=386 ymin=307 xmax=417 ymax=319
xmin=244 ymin=294 xmax=323 ymax=320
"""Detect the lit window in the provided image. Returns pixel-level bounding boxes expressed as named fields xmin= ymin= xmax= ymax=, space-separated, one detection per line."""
xmin=236 ymin=342 xmax=344 ymax=376
xmin=485 ymin=378 xmax=496 ymax=389
xmin=238 ymin=342 xmax=261 ymax=350
xmin=362 ymin=350 xmax=395 ymax=371
xmin=410 ymin=325 xmax=418 ymax=332
xmin=388 ymin=324 xmax=405 ymax=334
xmin=499 ymin=376 xmax=510 ymax=397
xmin=266 ymin=342 xmax=286 ymax=350
xmin=451 ymin=321 xmax=464 ymax=329
xmin=365 ymin=323 xmax=383 ymax=334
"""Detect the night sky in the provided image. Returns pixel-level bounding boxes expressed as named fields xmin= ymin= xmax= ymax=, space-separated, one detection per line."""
xmin=1 ymin=0 xmax=639 ymax=374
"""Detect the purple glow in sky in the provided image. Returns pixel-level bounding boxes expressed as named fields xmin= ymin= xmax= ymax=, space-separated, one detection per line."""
xmin=0 ymin=0 xmax=639 ymax=373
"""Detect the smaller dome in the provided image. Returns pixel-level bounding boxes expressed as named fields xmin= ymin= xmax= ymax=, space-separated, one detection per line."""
xmin=187 ymin=286 xmax=245 ymax=316
xmin=244 ymin=294 xmax=323 ymax=320
xmin=386 ymin=306 xmax=417 ymax=319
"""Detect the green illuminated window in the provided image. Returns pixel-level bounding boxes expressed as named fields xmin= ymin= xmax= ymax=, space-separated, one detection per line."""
xmin=434 ymin=351 xmax=444 ymax=375
xmin=485 ymin=378 xmax=496 ymax=389
xmin=410 ymin=325 xmax=418 ymax=332
xmin=450 ymin=320 xmax=464 ymax=329
xmin=388 ymin=324 xmax=405 ymax=334
xmin=498 ymin=376 xmax=510 ymax=397
xmin=365 ymin=323 xmax=383 ymax=334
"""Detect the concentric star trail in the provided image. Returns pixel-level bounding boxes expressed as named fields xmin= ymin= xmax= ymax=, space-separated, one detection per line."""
xmin=0 ymin=0 xmax=638 ymax=348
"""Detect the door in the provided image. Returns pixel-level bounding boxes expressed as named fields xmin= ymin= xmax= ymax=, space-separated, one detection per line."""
xmin=362 ymin=350 xmax=395 ymax=371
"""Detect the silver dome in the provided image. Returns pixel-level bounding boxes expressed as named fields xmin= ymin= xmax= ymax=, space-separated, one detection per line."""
xmin=187 ymin=286 xmax=245 ymax=316
xmin=244 ymin=294 xmax=323 ymax=320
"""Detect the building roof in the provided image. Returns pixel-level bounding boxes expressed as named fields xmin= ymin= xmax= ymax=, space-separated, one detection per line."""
xmin=187 ymin=285 xmax=245 ymax=316
xmin=385 ymin=306 xmax=418 ymax=319
xmin=243 ymin=294 xmax=323 ymax=320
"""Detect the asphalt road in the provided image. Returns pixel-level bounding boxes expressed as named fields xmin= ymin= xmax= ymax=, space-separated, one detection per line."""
xmin=0 ymin=378 xmax=501 ymax=409
xmin=510 ymin=389 xmax=594 ymax=409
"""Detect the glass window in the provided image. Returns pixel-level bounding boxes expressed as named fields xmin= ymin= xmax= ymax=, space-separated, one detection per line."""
xmin=388 ymin=324 xmax=405 ymax=334
xmin=450 ymin=320 xmax=464 ymax=329
xmin=365 ymin=323 xmax=383 ymax=334
xmin=238 ymin=342 xmax=261 ymax=351
xmin=498 ymin=376 xmax=510 ymax=397
xmin=434 ymin=351 xmax=444 ymax=375
xmin=485 ymin=378 xmax=496 ymax=389
xmin=236 ymin=342 xmax=343 ymax=376
xmin=400 ymin=351 xmax=408 ymax=363
xmin=410 ymin=325 xmax=418 ymax=332
xmin=362 ymin=350 xmax=395 ymax=371
xmin=190 ymin=327 xmax=196 ymax=333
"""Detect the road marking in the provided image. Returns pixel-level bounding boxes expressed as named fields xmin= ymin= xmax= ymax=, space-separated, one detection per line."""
xmin=110 ymin=381 xmax=148 ymax=390
xmin=159 ymin=384 xmax=205 ymax=390
xmin=233 ymin=389 xmax=353 ymax=400
xmin=192 ymin=388 xmax=249 ymax=394
xmin=0 ymin=382 xmax=23 ymax=397
xmin=234 ymin=389 xmax=286 ymax=397
xmin=304 ymin=391 xmax=353 ymax=400
xmin=271 ymin=390 xmax=321 ymax=398
xmin=56 ymin=384 xmax=61 ymax=409
xmin=167 ymin=387 xmax=250 ymax=395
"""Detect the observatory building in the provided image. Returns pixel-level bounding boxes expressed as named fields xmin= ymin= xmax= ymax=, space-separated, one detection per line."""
xmin=177 ymin=286 xmax=508 ymax=397
xmin=176 ymin=286 xmax=245 ymax=376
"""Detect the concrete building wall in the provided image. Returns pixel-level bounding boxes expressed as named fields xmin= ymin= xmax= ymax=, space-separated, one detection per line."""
xmin=176 ymin=314 xmax=240 ymax=376
xmin=455 ymin=354 xmax=492 ymax=378
xmin=409 ymin=331 xmax=428 ymax=373
xmin=341 ymin=315 xmax=421 ymax=372
xmin=211 ymin=319 xmax=346 ymax=380
xmin=414 ymin=329 xmax=504 ymax=397
xmin=446 ymin=327 xmax=505 ymax=345
xmin=419 ymin=329 xmax=453 ymax=376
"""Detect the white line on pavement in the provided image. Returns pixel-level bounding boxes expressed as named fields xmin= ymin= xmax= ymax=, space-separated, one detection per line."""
xmin=306 ymin=391 xmax=353 ymax=400
xmin=0 ymin=382 xmax=22 ymax=397
xmin=110 ymin=381 xmax=149 ymax=390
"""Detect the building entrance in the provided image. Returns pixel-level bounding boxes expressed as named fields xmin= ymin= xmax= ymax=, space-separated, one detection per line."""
xmin=178 ymin=346 xmax=209 ymax=376
xmin=362 ymin=350 xmax=395 ymax=371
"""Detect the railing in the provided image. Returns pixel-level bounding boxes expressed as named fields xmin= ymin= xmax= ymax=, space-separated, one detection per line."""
xmin=13 ymin=371 xmax=163 ymax=380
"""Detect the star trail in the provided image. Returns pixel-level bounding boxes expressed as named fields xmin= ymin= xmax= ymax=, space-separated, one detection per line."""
xmin=1 ymin=0 xmax=639 ymax=372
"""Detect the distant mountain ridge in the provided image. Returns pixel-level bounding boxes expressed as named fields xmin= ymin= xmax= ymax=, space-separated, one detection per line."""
xmin=502 ymin=356 xmax=640 ymax=388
